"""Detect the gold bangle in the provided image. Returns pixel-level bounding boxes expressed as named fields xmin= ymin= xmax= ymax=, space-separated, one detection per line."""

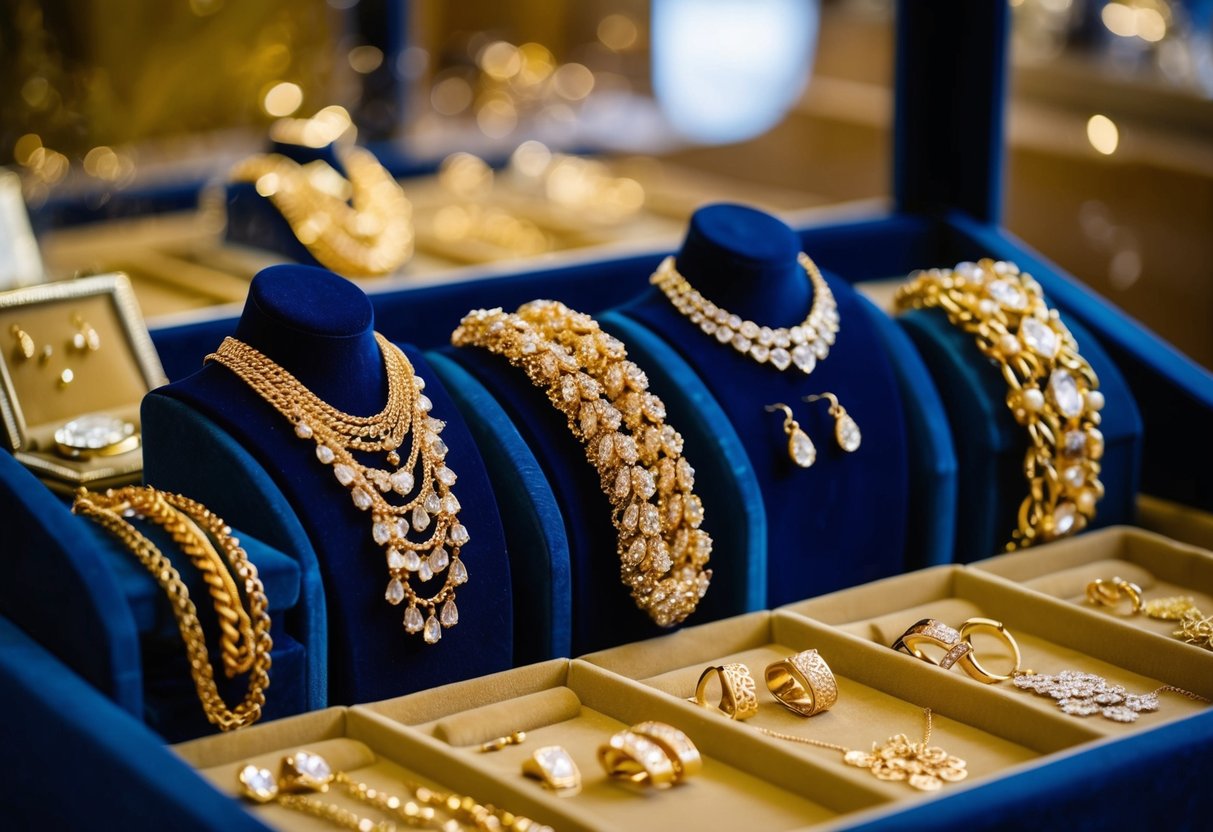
xmin=895 ymin=259 xmax=1104 ymax=550
xmin=452 ymin=301 xmax=712 ymax=627
xmin=957 ymin=617 xmax=1022 ymax=682
xmin=72 ymin=486 xmax=272 ymax=731
xmin=230 ymin=145 xmax=414 ymax=277
xmin=764 ymin=649 xmax=838 ymax=717
xmin=693 ymin=662 xmax=759 ymax=720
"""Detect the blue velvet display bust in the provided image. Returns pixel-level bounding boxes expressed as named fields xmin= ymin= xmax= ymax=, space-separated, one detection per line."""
xmin=143 ymin=265 xmax=512 ymax=704
xmin=616 ymin=204 xmax=912 ymax=604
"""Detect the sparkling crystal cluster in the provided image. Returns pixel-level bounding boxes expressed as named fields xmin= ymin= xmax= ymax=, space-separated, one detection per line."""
xmin=896 ymin=259 xmax=1104 ymax=549
xmin=453 ymin=301 xmax=712 ymax=627
xmin=1012 ymin=670 xmax=1159 ymax=723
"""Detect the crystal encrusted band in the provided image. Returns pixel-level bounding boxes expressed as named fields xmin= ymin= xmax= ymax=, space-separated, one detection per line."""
xmin=452 ymin=300 xmax=712 ymax=626
xmin=895 ymin=259 xmax=1105 ymax=550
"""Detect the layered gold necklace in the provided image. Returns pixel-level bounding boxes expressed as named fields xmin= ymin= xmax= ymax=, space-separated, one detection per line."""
xmin=207 ymin=334 xmax=467 ymax=644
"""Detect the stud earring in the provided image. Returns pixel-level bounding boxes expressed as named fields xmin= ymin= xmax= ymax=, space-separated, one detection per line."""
xmin=70 ymin=313 xmax=100 ymax=352
xmin=803 ymin=393 xmax=861 ymax=453
xmin=10 ymin=325 xmax=34 ymax=361
xmin=765 ymin=403 xmax=815 ymax=468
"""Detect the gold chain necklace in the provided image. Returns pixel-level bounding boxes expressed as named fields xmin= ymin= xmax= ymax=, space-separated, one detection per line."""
xmin=207 ymin=335 xmax=467 ymax=644
xmin=72 ymin=486 xmax=272 ymax=731
xmin=756 ymin=708 xmax=967 ymax=791
xmin=649 ymin=252 xmax=840 ymax=374
xmin=230 ymin=145 xmax=414 ymax=277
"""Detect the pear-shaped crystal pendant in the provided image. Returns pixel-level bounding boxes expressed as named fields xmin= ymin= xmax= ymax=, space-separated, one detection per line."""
xmin=789 ymin=426 xmax=816 ymax=468
xmin=835 ymin=412 xmax=862 ymax=453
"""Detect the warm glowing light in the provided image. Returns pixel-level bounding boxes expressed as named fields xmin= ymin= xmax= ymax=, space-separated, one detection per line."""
xmin=83 ymin=146 xmax=121 ymax=181
xmin=511 ymin=141 xmax=553 ymax=178
xmin=476 ymin=97 xmax=518 ymax=138
xmin=431 ymin=76 xmax=473 ymax=115
xmin=263 ymin=82 xmax=304 ymax=117
xmin=1135 ymin=8 xmax=1166 ymax=42
xmin=1101 ymin=3 xmax=1137 ymax=37
xmin=516 ymin=43 xmax=556 ymax=86
xmin=13 ymin=134 xmax=41 ymax=165
xmin=348 ymin=45 xmax=384 ymax=74
xmin=479 ymin=41 xmax=521 ymax=81
xmin=552 ymin=63 xmax=595 ymax=100
xmin=1087 ymin=114 xmax=1119 ymax=155
xmin=21 ymin=77 xmax=50 ymax=108
xmin=598 ymin=14 xmax=639 ymax=51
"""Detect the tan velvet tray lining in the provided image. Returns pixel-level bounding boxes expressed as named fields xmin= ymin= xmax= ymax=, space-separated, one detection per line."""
xmin=779 ymin=566 xmax=1213 ymax=736
xmin=972 ymin=526 xmax=1213 ymax=645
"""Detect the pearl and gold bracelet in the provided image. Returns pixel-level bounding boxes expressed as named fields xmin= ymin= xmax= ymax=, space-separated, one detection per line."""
xmin=895 ymin=259 xmax=1104 ymax=550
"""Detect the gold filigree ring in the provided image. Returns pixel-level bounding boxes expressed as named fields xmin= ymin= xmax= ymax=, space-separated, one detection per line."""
xmin=521 ymin=746 xmax=581 ymax=793
xmin=598 ymin=730 xmax=678 ymax=789
xmin=765 ymin=649 xmax=838 ymax=717
xmin=1085 ymin=577 xmax=1143 ymax=615
xmin=629 ymin=721 xmax=701 ymax=781
xmin=958 ymin=618 xmax=1022 ymax=682
xmin=694 ymin=662 xmax=758 ymax=720
xmin=892 ymin=619 xmax=974 ymax=671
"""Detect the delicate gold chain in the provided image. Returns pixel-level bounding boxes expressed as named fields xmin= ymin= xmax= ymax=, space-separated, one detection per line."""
xmin=755 ymin=708 xmax=965 ymax=791
xmin=452 ymin=301 xmax=712 ymax=627
xmin=72 ymin=486 xmax=272 ymax=731
xmin=207 ymin=334 xmax=467 ymax=644
xmin=275 ymin=793 xmax=397 ymax=831
xmin=649 ymin=252 xmax=840 ymax=374
xmin=895 ymin=259 xmax=1105 ymax=550
xmin=230 ymin=145 xmax=414 ymax=277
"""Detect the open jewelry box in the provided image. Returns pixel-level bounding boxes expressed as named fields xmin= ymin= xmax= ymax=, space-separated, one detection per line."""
xmin=1 ymin=2 xmax=1212 ymax=828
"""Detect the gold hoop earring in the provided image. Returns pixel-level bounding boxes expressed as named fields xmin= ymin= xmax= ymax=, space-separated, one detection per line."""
xmin=765 ymin=403 xmax=815 ymax=468
xmin=803 ymin=393 xmax=861 ymax=453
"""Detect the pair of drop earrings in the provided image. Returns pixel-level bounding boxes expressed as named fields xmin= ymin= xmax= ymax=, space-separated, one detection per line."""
xmin=765 ymin=393 xmax=861 ymax=468
xmin=10 ymin=314 xmax=101 ymax=388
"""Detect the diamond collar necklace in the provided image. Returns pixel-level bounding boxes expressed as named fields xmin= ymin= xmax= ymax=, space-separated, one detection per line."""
xmin=649 ymin=251 xmax=840 ymax=374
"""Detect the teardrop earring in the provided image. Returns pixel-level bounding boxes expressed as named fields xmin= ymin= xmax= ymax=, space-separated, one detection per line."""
xmin=803 ymin=393 xmax=861 ymax=453
xmin=10 ymin=324 xmax=34 ymax=361
xmin=765 ymin=403 xmax=815 ymax=468
xmin=70 ymin=313 xmax=101 ymax=352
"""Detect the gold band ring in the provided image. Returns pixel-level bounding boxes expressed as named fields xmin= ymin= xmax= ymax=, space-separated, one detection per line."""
xmin=629 ymin=721 xmax=701 ymax=781
xmin=957 ymin=618 xmax=1022 ymax=682
xmin=892 ymin=619 xmax=974 ymax=671
xmin=1085 ymin=577 xmax=1143 ymax=615
xmin=694 ymin=662 xmax=758 ymax=720
xmin=598 ymin=730 xmax=678 ymax=789
xmin=765 ymin=649 xmax=838 ymax=717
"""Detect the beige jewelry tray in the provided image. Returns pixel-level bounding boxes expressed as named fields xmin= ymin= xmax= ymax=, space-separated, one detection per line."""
xmin=172 ymin=524 xmax=1213 ymax=831
xmin=970 ymin=525 xmax=1213 ymax=646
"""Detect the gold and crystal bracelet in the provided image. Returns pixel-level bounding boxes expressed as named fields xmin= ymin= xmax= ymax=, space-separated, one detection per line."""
xmin=452 ymin=301 xmax=712 ymax=626
xmin=72 ymin=486 xmax=272 ymax=731
xmin=895 ymin=259 xmax=1104 ymax=550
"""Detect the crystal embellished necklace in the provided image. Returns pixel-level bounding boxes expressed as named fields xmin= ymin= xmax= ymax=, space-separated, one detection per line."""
xmin=649 ymin=252 xmax=840 ymax=374
xmin=207 ymin=334 xmax=468 ymax=644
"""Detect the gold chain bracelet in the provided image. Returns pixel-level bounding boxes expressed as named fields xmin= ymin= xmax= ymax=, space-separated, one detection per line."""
xmin=230 ymin=145 xmax=414 ymax=277
xmin=895 ymin=259 xmax=1105 ymax=550
xmin=452 ymin=301 xmax=712 ymax=627
xmin=207 ymin=334 xmax=467 ymax=645
xmin=72 ymin=486 xmax=272 ymax=731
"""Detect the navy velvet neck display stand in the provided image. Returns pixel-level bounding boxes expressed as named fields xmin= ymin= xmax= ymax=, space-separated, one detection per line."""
xmin=143 ymin=266 xmax=512 ymax=705
xmin=617 ymin=204 xmax=911 ymax=605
